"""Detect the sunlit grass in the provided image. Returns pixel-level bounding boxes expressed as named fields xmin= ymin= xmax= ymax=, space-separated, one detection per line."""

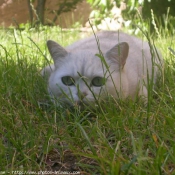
xmin=0 ymin=25 xmax=175 ymax=174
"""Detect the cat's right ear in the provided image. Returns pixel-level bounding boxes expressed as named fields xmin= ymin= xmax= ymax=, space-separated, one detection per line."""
xmin=47 ymin=40 xmax=68 ymax=64
xmin=106 ymin=42 xmax=129 ymax=69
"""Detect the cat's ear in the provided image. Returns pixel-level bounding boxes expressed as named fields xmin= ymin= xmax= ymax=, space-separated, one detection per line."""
xmin=47 ymin=40 xmax=68 ymax=64
xmin=106 ymin=42 xmax=129 ymax=68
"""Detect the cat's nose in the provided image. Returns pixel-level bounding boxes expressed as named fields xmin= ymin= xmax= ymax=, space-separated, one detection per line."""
xmin=78 ymin=91 xmax=88 ymax=100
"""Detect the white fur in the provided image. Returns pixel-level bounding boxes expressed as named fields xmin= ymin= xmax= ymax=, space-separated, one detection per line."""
xmin=42 ymin=31 xmax=162 ymax=105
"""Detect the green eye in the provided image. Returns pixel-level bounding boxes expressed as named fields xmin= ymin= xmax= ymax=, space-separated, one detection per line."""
xmin=61 ymin=76 xmax=75 ymax=86
xmin=91 ymin=77 xmax=106 ymax=87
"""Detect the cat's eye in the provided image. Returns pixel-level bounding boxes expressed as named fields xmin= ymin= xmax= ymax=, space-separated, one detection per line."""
xmin=91 ymin=77 xmax=106 ymax=87
xmin=61 ymin=76 xmax=75 ymax=86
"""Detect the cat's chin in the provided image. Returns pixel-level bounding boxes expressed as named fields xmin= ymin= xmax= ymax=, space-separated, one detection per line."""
xmin=50 ymin=96 xmax=98 ymax=109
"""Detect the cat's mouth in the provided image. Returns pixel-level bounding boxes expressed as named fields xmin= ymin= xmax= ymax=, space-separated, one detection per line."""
xmin=73 ymin=99 xmax=99 ymax=109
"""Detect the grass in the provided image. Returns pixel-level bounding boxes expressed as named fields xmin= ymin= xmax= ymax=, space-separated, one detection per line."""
xmin=0 ymin=24 xmax=175 ymax=175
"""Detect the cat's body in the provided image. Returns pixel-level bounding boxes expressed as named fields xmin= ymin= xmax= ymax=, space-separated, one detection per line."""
xmin=42 ymin=31 xmax=162 ymax=105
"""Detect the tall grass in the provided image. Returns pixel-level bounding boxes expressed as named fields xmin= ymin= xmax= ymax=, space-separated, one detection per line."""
xmin=0 ymin=24 xmax=175 ymax=174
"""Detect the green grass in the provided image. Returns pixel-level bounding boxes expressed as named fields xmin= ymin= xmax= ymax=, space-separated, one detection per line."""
xmin=0 ymin=25 xmax=175 ymax=175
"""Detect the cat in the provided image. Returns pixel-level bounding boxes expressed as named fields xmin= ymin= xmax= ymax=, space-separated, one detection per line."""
xmin=42 ymin=31 xmax=162 ymax=106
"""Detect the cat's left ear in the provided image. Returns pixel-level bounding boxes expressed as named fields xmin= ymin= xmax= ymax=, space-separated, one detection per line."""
xmin=106 ymin=42 xmax=129 ymax=68
xmin=47 ymin=40 xmax=68 ymax=65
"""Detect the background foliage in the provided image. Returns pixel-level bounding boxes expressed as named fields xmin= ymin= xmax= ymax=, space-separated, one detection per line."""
xmin=87 ymin=0 xmax=175 ymax=33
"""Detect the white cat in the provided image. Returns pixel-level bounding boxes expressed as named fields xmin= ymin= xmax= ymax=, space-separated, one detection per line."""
xmin=42 ymin=31 xmax=162 ymax=105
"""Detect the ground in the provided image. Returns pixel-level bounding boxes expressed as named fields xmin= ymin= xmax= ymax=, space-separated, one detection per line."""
xmin=0 ymin=0 xmax=91 ymax=27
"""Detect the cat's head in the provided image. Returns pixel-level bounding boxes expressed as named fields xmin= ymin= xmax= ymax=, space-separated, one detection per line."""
xmin=47 ymin=40 xmax=129 ymax=106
